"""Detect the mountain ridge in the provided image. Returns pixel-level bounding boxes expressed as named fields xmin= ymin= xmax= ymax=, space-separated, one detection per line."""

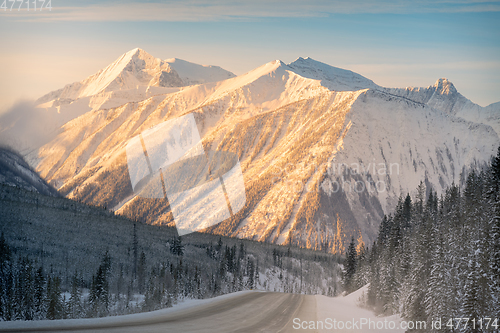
xmin=35 ymin=48 xmax=237 ymax=106
xmin=25 ymin=49 xmax=500 ymax=253
xmin=385 ymin=78 xmax=500 ymax=136
xmin=0 ymin=147 xmax=59 ymax=197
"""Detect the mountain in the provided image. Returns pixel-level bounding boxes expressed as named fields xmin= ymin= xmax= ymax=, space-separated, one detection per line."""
xmin=36 ymin=49 xmax=236 ymax=108
xmin=36 ymin=48 xmax=235 ymax=106
xmin=165 ymin=57 xmax=237 ymax=86
xmin=31 ymin=51 xmax=499 ymax=253
xmin=0 ymin=147 xmax=59 ymax=196
xmin=288 ymin=57 xmax=379 ymax=91
xmin=0 ymin=49 xmax=236 ymax=155
xmin=386 ymin=78 xmax=500 ymax=136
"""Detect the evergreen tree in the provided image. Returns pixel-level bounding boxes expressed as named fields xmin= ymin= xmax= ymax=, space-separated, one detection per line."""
xmin=67 ymin=274 xmax=82 ymax=319
xmin=247 ymin=259 xmax=255 ymax=289
xmin=89 ymin=252 xmax=111 ymax=317
xmin=342 ymin=237 xmax=357 ymax=293
xmin=0 ymin=233 xmax=10 ymax=267
xmin=489 ymin=146 xmax=500 ymax=195
xmin=46 ymin=276 xmax=63 ymax=320
xmin=367 ymin=147 xmax=500 ymax=329
xmin=33 ymin=267 xmax=46 ymax=320
xmin=14 ymin=257 xmax=35 ymax=320
xmin=133 ymin=224 xmax=138 ymax=279
xmin=137 ymin=251 xmax=146 ymax=293
xmin=353 ymin=242 xmax=369 ymax=289
xmin=170 ymin=237 xmax=184 ymax=256
xmin=402 ymin=193 xmax=412 ymax=231
xmin=0 ymin=233 xmax=12 ymax=321
xmin=425 ymin=230 xmax=448 ymax=330
xmin=377 ymin=215 xmax=391 ymax=247
xmin=488 ymin=147 xmax=500 ymax=317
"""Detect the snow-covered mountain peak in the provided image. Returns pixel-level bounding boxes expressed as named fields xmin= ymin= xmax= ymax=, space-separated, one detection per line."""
xmin=35 ymin=48 xmax=169 ymax=105
xmin=433 ymin=77 xmax=457 ymax=95
xmin=35 ymin=49 xmax=237 ymax=107
xmin=26 ymin=50 xmax=237 ymax=150
xmin=121 ymin=47 xmax=144 ymax=60
xmin=195 ymin=59 xmax=296 ymax=108
xmin=164 ymin=57 xmax=236 ymax=85
xmin=293 ymin=56 xmax=307 ymax=61
xmin=385 ymin=77 xmax=500 ymax=136
xmin=81 ymin=47 xmax=168 ymax=96
xmin=287 ymin=57 xmax=379 ymax=91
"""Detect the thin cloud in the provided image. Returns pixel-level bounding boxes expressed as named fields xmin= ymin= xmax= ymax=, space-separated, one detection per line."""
xmin=0 ymin=100 xmax=61 ymax=153
xmin=1 ymin=0 xmax=499 ymax=22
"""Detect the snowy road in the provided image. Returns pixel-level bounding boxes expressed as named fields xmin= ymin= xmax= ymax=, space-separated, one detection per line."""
xmin=0 ymin=287 xmax=404 ymax=333
xmin=0 ymin=291 xmax=317 ymax=333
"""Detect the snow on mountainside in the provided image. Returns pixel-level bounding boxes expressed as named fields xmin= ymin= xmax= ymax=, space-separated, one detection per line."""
xmin=0 ymin=147 xmax=59 ymax=196
xmin=36 ymin=48 xmax=235 ymax=105
xmin=36 ymin=48 xmax=180 ymax=107
xmin=320 ymin=89 xmax=497 ymax=245
xmin=288 ymin=57 xmax=379 ymax=91
xmin=386 ymin=78 xmax=500 ymax=136
xmin=32 ymin=52 xmax=499 ymax=252
xmin=165 ymin=58 xmax=236 ymax=86
xmin=28 ymin=49 xmax=236 ymax=151
xmin=33 ymin=58 xmax=369 ymax=187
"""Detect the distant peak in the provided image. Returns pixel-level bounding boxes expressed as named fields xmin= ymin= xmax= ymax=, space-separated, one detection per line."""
xmin=288 ymin=57 xmax=339 ymax=71
xmin=125 ymin=47 xmax=142 ymax=56
xmin=122 ymin=48 xmax=155 ymax=60
xmin=258 ymin=59 xmax=287 ymax=70
xmin=433 ymin=78 xmax=457 ymax=95
xmin=165 ymin=57 xmax=180 ymax=63
xmin=435 ymin=77 xmax=451 ymax=85
xmin=293 ymin=56 xmax=313 ymax=62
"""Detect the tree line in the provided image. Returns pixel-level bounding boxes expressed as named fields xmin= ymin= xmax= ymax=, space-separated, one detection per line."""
xmin=0 ymin=234 xmax=262 ymax=320
xmin=0 ymin=228 xmax=340 ymax=321
xmin=342 ymin=147 xmax=500 ymax=332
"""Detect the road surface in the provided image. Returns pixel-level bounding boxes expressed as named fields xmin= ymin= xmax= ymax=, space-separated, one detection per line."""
xmin=0 ymin=291 xmax=318 ymax=333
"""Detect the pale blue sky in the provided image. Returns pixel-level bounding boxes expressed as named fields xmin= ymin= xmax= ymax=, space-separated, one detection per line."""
xmin=0 ymin=0 xmax=499 ymax=111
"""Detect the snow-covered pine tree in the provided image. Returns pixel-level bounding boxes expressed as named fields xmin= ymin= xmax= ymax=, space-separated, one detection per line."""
xmin=32 ymin=266 xmax=46 ymax=320
xmin=45 ymin=276 xmax=63 ymax=320
xmin=67 ymin=274 xmax=82 ymax=319
xmin=342 ymin=237 xmax=357 ymax=293
xmin=487 ymin=147 xmax=500 ymax=318
xmin=170 ymin=236 xmax=184 ymax=256
xmin=0 ymin=233 xmax=12 ymax=321
xmin=425 ymin=229 xmax=448 ymax=331
xmin=353 ymin=242 xmax=369 ymax=289
xmin=89 ymin=252 xmax=111 ymax=317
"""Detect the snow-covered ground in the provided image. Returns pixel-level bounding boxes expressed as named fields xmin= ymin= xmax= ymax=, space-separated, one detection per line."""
xmin=315 ymin=285 xmax=405 ymax=333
